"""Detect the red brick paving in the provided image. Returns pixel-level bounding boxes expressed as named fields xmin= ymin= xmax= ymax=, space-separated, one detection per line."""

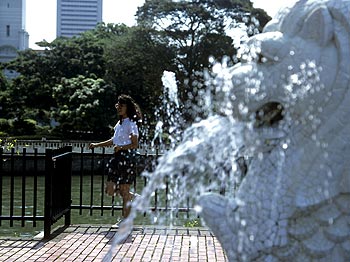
xmin=0 ymin=225 xmax=228 ymax=261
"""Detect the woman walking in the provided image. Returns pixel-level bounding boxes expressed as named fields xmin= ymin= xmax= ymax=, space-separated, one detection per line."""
xmin=89 ymin=94 xmax=142 ymax=225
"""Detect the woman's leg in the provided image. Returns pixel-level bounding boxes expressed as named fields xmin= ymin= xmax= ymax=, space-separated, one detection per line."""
xmin=119 ymin=184 xmax=133 ymax=218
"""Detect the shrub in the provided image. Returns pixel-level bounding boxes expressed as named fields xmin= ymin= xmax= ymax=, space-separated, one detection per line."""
xmin=0 ymin=118 xmax=11 ymax=133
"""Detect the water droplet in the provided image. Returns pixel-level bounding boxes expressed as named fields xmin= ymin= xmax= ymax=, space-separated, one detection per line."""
xmin=290 ymin=74 xmax=299 ymax=84
xmin=194 ymin=205 xmax=202 ymax=213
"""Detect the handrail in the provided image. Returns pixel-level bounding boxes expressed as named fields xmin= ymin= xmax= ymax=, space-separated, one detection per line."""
xmin=10 ymin=139 xmax=169 ymax=155
xmin=0 ymin=146 xmax=204 ymax=238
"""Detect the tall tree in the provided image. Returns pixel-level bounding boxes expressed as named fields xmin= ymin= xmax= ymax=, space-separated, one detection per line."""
xmin=52 ymin=76 xmax=114 ymax=138
xmin=0 ymin=69 xmax=10 ymax=120
xmin=136 ymin=0 xmax=270 ymax=123
xmin=103 ymin=24 xmax=175 ymax=129
xmin=5 ymin=31 xmax=106 ymax=118
xmin=3 ymin=23 xmax=175 ymax=139
xmin=4 ymin=29 xmax=107 ymax=136
xmin=0 ymin=69 xmax=7 ymax=91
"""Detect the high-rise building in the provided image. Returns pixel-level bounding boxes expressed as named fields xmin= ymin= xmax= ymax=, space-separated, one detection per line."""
xmin=57 ymin=0 xmax=102 ymax=38
xmin=0 ymin=0 xmax=29 ymax=63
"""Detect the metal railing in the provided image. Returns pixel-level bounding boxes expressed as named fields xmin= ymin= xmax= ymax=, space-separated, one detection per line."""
xmin=44 ymin=146 xmax=72 ymax=238
xmin=0 ymin=147 xmax=45 ymax=227
xmin=0 ymin=146 xmax=74 ymax=238
xmin=0 ymin=145 xmax=168 ymax=238
xmin=0 ymin=142 xmax=233 ymax=238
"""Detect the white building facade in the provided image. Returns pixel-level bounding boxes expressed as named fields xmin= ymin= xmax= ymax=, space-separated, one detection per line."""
xmin=57 ymin=0 xmax=102 ymax=38
xmin=0 ymin=0 xmax=29 ymax=63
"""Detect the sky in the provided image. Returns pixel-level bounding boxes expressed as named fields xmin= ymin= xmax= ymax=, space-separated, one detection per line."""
xmin=26 ymin=0 xmax=298 ymax=49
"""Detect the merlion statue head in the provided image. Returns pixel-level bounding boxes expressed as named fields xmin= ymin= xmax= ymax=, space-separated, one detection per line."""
xmin=199 ymin=0 xmax=350 ymax=261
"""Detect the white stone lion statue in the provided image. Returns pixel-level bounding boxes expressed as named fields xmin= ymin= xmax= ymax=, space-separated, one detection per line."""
xmin=198 ymin=0 xmax=350 ymax=261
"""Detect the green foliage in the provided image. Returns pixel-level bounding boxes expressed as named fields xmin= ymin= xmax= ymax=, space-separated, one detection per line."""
xmin=52 ymin=76 xmax=114 ymax=138
xmin=184 ymin=218 xmax=200 ymax=227
xmin=37 ymin=32 xmax=106 ymax=79
xmin=11 ymin=118 xmax=37 ymax=136
xmin=4 ymin=27 xmax=109 ymax=138
xmin=5 ymin=31 xmax=107 ymax=115
xmin=136 ymin=0 xmax=271 ymax=123
xmin=0 ymin=69 xmax=8 ymax=91
xmin=0 ymin=118 xmax=11 ymax=135
xmin=0 ymin=89 xmax=10 ymax=118
xmin=103 ymin=25 xmax=174 ymax=124
xmin=0 ymin=138 xmax=17 ymax=151
xmin=1 ymin=1 xmax=271 ymax=139
xmin=0 ymin=70 xmax=10 ymax=119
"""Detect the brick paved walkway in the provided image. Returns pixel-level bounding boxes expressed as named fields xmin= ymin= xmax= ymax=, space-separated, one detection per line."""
xmin=0 ymin=225 xmax=228 ymax=261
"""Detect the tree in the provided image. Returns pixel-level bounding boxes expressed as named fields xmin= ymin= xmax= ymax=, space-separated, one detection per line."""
xmin=4 ymin=28 xmax=108 ymax=135
xmin=4 ymin=23 xmax=175 ymax=139
xmin=36 ymin=32 xmax=106 ymax=79
xmin=52 ymin=76 xmax=114 ymax=139
xmin=0 ymin=69 xmax=10 ymax=119
xmin=103 ymin=24 xmax=176 ymax=131
xmin=1 ymin=1 xmax=272 ymax=139
xmin=0 ymin=68 xmax=7 ymax=91
xmin=136 ymin=0 xmax=271 ymax=123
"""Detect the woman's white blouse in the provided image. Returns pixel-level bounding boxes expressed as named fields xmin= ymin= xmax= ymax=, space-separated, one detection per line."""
xmin=112 ymin=118 xmax=139 ymax=146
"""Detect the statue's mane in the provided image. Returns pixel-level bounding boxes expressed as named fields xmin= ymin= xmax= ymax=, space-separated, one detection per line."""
xmin=268 ymin=0 xmax=350 ymax=80
xmin=264 ymin=0 xmax=350 ymax=119
xmin=263 ymin=0 xmax=350 ymax=202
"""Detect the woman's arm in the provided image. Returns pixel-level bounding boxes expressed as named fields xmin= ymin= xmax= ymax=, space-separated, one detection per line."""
xmin=89 ymin=138 xmax=113 ymax=149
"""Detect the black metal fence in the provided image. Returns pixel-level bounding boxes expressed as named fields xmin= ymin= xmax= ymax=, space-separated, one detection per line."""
xmin=0 ymin=147 xmax=45 ymax=229
xmin=0 ymin=145 xmax=166 ymax=238
xmin=0 ymin=146 xmax=73 ymax=238
xmin=44 ymin=146 xmax=72 ymax=238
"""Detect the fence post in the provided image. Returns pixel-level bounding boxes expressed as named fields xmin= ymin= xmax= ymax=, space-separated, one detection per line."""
xmin=0 ymin=148 xmax=2 ymax=226
xmin=62 ymin=147 xmax=72 ymax=227
xmin=44 ymin=146 xmax=72 ymax=239
xmin=44 ymin=149 xmax=53 ymax=239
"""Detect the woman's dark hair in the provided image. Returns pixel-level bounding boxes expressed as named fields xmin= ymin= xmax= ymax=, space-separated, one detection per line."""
xmin=117 ymin=94 xmax=142 ymax=124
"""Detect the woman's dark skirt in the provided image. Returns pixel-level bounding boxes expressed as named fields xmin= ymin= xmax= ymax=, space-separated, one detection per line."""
xmin=106 ymin=150 xmax=137 ymax=185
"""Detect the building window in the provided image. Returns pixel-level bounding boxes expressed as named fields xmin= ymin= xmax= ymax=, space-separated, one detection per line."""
xmin=6 ymin=25 xmax=10 ymax=37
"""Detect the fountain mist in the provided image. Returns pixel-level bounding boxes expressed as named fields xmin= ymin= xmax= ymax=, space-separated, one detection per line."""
xmin=105 ymin=1 xmax=350 ymax=261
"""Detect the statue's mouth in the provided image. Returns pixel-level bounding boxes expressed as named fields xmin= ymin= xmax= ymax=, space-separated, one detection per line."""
xmin=254 ymin=101 xmax=284 ymax=128
xmin=240 ymin=101 xmax=287 ymax=157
